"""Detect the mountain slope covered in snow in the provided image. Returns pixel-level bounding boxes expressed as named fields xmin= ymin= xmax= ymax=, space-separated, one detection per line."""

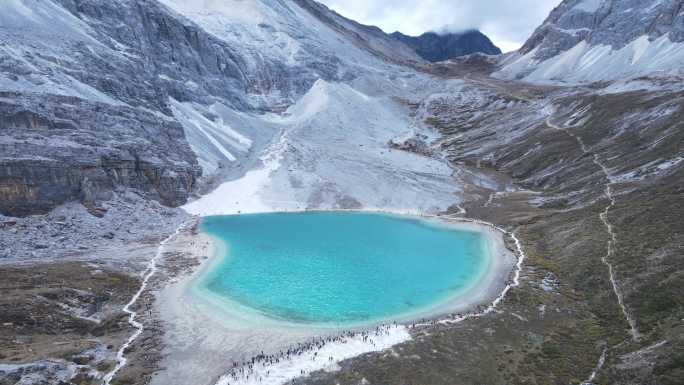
xmin=495 ymin=0 xmax=684 ymax=83
xmin=0 ymin=0 xmax=424 ymax=216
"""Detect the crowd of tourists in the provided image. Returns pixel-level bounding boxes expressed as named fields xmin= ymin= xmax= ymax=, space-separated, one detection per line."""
xmin=220 ymin=323 xmax=400 ymax=384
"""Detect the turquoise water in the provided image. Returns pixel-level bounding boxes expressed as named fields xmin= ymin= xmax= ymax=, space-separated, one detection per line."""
xmin=196 ymin=212 xmax=490 ymax=325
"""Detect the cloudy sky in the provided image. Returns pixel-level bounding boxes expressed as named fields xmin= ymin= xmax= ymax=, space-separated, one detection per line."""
xmin=317 ymin=0 xmax=560 ymax=53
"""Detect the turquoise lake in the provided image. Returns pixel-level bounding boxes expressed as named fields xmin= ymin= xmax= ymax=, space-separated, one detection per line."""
xmin=196 ymin=212 xmax=491 ymax=325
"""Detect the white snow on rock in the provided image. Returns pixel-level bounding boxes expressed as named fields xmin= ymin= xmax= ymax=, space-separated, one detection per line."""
xmin=495 ymin=34 xmax=684 ymax=84
xmin=182 ymin=128 xmax=287 ymax=216
xmin=269 ymin=79 xmax=332 ymax=124
xmin=169 ymin=99 xmax=255 ymax=174
xmin=0 ymin=0 xmax=135 ymax=105
xmin=157 ymin=0 xmax=449 ymax=218
xmin=0 ymin=0 xmax=102 ymax=43
xmin=158 ymin=0 xmax=304 ymax=69
xmin=572 ymin=0 xmax=605 ymax=13
xmin=157 ymin=0 xmax=417 ymax=85
xmin=183 ymin=78 xmax=462 ymax=217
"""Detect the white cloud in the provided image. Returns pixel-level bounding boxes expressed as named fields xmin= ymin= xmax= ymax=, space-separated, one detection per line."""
xmin=317 ymin=0 xmax=559 ymax=53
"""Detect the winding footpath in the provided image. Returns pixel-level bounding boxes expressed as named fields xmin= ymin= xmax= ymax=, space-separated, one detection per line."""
xmin=465 ymin=75 xmax=642 ymax=382
xmin=545 ymin=116 xmax=642 ymax=384
xmin=102 ymin=221 xmax=189 ymax=385
xmin=545 ymin=116 xmax=640 ymax=342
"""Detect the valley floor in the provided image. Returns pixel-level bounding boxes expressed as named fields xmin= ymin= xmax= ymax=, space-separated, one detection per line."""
xmin=1 ymin=71 xmax=682 ymax=385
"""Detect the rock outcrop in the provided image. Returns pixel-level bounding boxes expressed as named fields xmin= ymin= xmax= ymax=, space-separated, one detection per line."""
xmin=520 ymin=0 xmax=684 ymax=61
xmin=0 ymin=92 xmax=199 ymax=216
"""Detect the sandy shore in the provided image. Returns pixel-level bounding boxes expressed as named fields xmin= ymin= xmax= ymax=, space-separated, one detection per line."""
xmin=151 ymin=212 xmax=517 ymax=385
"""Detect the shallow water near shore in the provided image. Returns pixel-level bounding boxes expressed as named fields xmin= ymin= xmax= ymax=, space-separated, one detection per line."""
xmin=194 ymin=212 xmax=492 ymax=326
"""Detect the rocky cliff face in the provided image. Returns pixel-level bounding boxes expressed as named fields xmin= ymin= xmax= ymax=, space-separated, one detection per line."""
xmin=292 ymin=0 xmax=425 ymax=65
xmin=495 ymin=0 xmax=684 ymax=83
xmin=0 ymin=92 xmax=199 ymax=216
xmin=520 ymin=0 xmax=684 ymax=60
xmin=0 ymin=0 xmax=419 ymax=217
xmin=391 ymin=30 xmax=501 ymax=62
xmin=0 ymin=0 xmax=251 ymax=215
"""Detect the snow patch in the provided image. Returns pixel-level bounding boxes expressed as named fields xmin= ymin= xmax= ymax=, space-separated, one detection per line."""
xmin=182 ymin=130 xmax=288 ymax=216
xmin=170 ymin=99 xmax=253 ymax=174
xmin=159 ymin=0 xmax=269 ymax=26
xmin=495 ymin=34 xmax=684 ymax=84
xmin=554 ymin=27 xmax=591 ymax=37
xmin=631 ymin=35 xmax=650 ymax=64
xmin=270 ymin=79 xmax=331 ymax=124
xmin=1 ymin=0 xmax=106 ymax=47
xmin=572 ymin=0 xmax=605 ymax=13
xmin=598 ymin=79 xmax=659 ymax=94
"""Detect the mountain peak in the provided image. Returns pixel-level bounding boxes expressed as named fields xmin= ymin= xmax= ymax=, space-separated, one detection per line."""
xmin=495 ymin=0 xmax=684 ymax=83
xmin=390 ymin=30 xmax=502 ymax=62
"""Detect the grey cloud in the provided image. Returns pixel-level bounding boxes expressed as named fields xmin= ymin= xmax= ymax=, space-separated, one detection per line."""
xmin=317 ymin=0 xmax=560 ymax=52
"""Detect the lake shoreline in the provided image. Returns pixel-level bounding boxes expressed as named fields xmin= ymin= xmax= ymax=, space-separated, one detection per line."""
xmin=198 ymin=211 xmax=516 ymax=328
xmin=151 ymin=210 xmax=518 ymax=385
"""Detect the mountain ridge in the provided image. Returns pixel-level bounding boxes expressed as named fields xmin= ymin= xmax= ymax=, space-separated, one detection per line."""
xmin=391 ymin=30 xmax=502 ymax=62
xmin=495 ymin=0 xmax=684 ymax=83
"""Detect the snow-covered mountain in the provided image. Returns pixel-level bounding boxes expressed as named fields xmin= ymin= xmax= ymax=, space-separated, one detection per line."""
xmin=0 ymin=0 xmax=429 ymax=216
xmin=2 ymin=1 xmax=684 ymax=385
xmin=495 ymin=0 xmax=684 ymax=83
